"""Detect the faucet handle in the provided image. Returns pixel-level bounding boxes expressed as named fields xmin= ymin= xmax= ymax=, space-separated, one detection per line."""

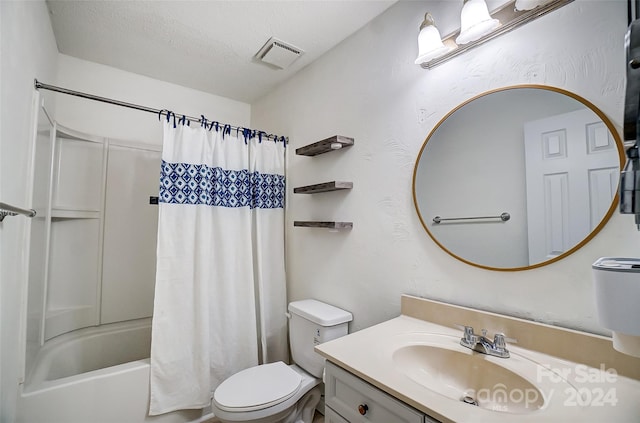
xmin=459 ymin=325 xmax=476 ymax=343
xmin=454 ymin=324 xmax=474 ymax=336
xmin=493 ymin=333 xmax=517 ymax=349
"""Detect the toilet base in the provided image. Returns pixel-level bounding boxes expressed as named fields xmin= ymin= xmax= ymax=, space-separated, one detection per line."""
xmin=285 ymin=386 xmax=321 ymax=423
xmin=214 ymin=386 xmax=321 ymax=423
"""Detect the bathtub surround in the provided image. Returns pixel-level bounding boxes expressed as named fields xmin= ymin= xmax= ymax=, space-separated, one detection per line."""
xmin=150 ymin=119 xmax=287 ymax=415
xmin=17 ymin=318 xmax=210 ymax=422
xmin=25 ymin=121 xmax=163 ymax=347
xmin=24 ymin=318 xmax=152 ymax=389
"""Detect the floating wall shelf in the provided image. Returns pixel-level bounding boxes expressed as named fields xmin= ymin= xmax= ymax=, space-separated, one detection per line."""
xmin=294 ymin=181 xmax=353 ymax=194
xmin=294 ymin=221 xmax=353 ymax=230
xmin=295 ymin=135 xmax=354 ymax=156
xmin=294 ymin=135 xmax=353 ymax=229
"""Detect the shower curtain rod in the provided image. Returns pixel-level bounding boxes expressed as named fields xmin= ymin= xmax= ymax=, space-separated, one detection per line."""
xmin=34 ymin=79 xmax=285 ymax=141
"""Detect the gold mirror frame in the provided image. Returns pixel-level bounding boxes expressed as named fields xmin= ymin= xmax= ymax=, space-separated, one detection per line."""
xmin=412 ymin=85 xmax=625 ymax=272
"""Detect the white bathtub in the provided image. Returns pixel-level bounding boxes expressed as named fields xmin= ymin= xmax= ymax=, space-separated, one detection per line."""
xmin=17 ymin=319 xmax=213 ymax=423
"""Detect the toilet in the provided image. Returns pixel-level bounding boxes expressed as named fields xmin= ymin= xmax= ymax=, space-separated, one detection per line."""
xmin=211 ymin=299 xmax=352 ymax=423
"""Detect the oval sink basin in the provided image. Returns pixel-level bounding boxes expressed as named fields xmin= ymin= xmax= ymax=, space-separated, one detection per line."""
xmin=392 ymin=339 xmax=546 ymax=414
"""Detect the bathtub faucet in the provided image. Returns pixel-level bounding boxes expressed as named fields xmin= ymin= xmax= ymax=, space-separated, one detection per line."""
xmin=459 ymin=325 xmax=512 ymax=358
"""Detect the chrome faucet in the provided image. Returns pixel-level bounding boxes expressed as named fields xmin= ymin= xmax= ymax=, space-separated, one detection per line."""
xmin=459 ymin=325 xmax=511 ymax=358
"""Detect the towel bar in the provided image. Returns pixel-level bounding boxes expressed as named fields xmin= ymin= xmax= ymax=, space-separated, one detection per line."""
xmin=433 ymin=212 xmax=510 ymax=224
xmin=0 ymin=202 xmax=36 ymax=222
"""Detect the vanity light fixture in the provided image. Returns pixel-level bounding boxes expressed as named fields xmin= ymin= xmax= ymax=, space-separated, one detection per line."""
xmin=456 ymin=0 xmax=500 ymax=45
xmin=417 ymin=0 xmax=574 ymax=69
xmin=415 ymin=13 xmax=454 ymax=64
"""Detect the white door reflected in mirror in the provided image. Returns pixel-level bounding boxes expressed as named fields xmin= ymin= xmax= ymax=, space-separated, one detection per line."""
xmin=524 ymin=109 xmax=619 ymax=265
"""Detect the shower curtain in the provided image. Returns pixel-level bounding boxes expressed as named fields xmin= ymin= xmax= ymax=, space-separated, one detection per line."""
xmin=149 ymin=117 xmax=287 ymax=415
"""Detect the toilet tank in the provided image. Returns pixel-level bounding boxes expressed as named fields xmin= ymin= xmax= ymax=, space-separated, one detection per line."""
xmin=288 ymin=300 xmax=352 ymax=378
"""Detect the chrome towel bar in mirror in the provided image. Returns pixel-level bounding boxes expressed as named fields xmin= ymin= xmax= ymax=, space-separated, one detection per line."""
xmin=433 ymin=212 xmax=510 ymax=224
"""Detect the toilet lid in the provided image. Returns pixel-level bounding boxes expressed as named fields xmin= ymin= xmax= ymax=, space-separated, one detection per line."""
xmin=213 ymin=361 xmax=302 ymax=412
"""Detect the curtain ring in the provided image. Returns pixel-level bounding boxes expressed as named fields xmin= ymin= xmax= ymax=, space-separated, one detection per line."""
xmin=222 ymin=124 xmax=231 ymax=139
xmin=165 ymin=110 xmax=174 ymax=124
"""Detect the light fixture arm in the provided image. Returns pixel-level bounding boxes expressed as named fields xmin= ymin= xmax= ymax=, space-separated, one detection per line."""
xmin=419 ymin=12 xmax=436 ymax=30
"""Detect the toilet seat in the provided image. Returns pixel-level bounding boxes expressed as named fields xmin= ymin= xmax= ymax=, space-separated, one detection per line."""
xmin=213 ymin=361 xmax=302 ymax=412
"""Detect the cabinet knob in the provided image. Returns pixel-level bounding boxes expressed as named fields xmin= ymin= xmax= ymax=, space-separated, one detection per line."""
xmin=358 ymin=404 xmax=369 ymax=415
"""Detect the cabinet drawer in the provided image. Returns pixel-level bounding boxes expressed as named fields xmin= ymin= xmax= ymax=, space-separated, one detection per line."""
xmin=325 ymin=361 xmax=424 ymax=423
xmin=325 ymin=407 xmax=349 ymax=423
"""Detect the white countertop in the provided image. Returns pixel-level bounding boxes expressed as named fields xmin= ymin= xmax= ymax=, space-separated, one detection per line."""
xmin=316 ymin=315 xmax=640 ymax=423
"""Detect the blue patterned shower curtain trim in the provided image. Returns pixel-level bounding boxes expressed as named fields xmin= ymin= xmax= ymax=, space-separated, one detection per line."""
xmin=159 ymin=160 xmax=285 ymax=209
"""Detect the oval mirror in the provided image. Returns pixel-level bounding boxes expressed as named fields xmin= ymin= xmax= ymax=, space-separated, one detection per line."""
xmin=413 ymin=85 xmax=624 ymax=271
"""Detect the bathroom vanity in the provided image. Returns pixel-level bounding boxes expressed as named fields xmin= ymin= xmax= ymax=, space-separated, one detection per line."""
xmin=324 ymin=361 xmax=438 ymax=423
xmin=316 ymin=295 xmax=640 ymax=422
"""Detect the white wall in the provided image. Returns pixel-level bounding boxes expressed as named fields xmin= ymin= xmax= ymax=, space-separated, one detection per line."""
xmin=0 ymin=1 xmax=59 ymax=421
xmin=252 ymin=1 xmax=635 ymax=335
xmin=55 ymin=54 xmax=251 ymax=146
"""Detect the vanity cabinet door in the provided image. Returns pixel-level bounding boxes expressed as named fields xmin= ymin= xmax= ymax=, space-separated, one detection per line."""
xmin=324 ymin=361 xmax=426 ymax=423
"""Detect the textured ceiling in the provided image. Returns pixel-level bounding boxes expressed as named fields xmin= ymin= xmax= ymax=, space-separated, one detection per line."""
xmin=46 ymin=0 xmax=397 ymax=103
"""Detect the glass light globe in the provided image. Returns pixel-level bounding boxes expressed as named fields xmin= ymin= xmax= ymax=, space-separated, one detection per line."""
xmin=415 ymin=13 xmax=453 ymax=65
xmin=455 ymin=0 xmax=500 ymax=45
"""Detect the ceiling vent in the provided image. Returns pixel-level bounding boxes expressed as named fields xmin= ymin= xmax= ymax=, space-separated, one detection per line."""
xmin=254 ymin=37 xmax=304 ymax=70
